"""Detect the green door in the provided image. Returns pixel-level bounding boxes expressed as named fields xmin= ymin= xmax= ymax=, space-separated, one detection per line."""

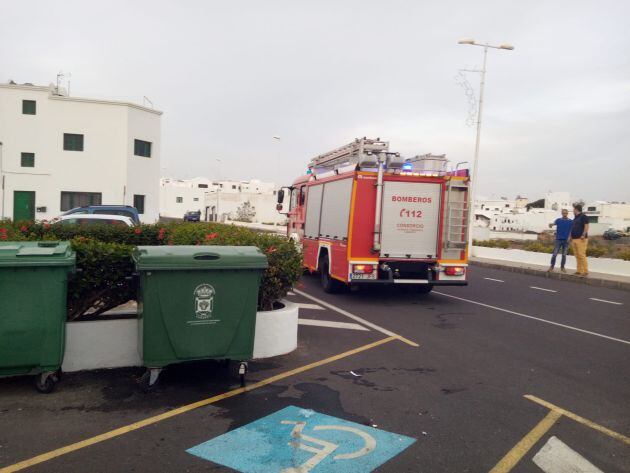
xmin=13 ymin=191 xmax=36 ymax=222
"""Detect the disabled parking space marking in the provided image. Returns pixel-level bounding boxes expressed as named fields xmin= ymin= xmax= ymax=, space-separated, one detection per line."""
xmin=298 ymin=319 xmax=370 ymax=331
xmin=0 ymin=337 xmax=399 ymax=473
xmin=294 ymin=289 xmax=419 ymax=347
xmin=533 ymin=436 xmax=604 ymax=473
xmin=489 ymin=394 xmax=630 ymax=473
xmin=296 ymin=303 xmax=326 ymax=310
xmin=187 ymin=405 xmax=415 ymax=472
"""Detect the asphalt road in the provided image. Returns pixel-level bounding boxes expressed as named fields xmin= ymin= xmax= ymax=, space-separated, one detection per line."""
xmin=0 ymin=265 xmax=628 ymax=472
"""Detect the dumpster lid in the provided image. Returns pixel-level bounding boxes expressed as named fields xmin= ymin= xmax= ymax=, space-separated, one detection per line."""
xmin=0 ymin=241 xmax=76 ymax=267
xmin=133 ymin=246 xmax=268 ymax=270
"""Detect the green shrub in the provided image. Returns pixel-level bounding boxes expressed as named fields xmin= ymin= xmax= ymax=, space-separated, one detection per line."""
xmin=523 ymin=242 xmax=554 ymax=253
xmin=586 ymin=246 xmax=607 ymax=258
xmin=473 ymin=239 xmax=510 ymax=249
xmin=1 ymin=221 xmax=302 ymax=318
xmin=618 ymin=250 xmax=630 ymax=261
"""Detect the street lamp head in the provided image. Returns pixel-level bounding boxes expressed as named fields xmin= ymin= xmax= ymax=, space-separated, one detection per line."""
xmin=500 ymin=44 xmax=514 ymax=50
xmin=458 ymin=38 xmax=475 ymax=45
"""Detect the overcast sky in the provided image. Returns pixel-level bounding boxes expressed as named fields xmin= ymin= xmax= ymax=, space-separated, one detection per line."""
xmin=2 ymin=0 xmax=628 ymax=202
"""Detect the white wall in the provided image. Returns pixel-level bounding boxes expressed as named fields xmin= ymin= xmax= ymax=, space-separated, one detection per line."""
xmin=472 ymin=246 xmax=630 ymax=277
xmin=0 ymin=83 xmax=161 ymax=222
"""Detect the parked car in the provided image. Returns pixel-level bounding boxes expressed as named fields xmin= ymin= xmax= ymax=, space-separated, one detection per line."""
xmin=603 ymin=228 xmax=623 ymax=240
xmin=183 ymin=210 xmax=202 ymax=222
xmin=56 ymin=214 xmax=134 ymax=227
xmin=61 ymin=205 xmax=140 ymax=224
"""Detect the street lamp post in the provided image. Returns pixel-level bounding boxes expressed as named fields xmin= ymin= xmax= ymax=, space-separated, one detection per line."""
xmin=457 ymin=38 xmax=514 ymax=256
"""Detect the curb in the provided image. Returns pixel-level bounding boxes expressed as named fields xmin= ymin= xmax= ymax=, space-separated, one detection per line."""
xmin=469 ymin=260 xmax=630 ymax=292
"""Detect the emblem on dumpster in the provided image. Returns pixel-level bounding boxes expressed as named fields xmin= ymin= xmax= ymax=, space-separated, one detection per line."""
xmin=194 ymin=284 xmax=215 ymax=319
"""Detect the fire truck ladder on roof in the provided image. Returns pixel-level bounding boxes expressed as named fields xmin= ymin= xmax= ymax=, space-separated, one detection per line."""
xmin=444 ymin=179 xmax=469 ymax=250
xmin=308 ymin=138 xmax=390 ymax=171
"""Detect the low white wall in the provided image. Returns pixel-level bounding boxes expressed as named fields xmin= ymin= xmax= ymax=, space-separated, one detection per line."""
xmin=63 ymin=300 xmax=299 ymax=372
xmin=473 ymin=227 xmax=538 ymax=241
xmin=63 ymin=319 xmax=141 ymax=372
xmin=253 ymin=299 xmax=298 ymax=359
xmin=472 ymin=246 xmax=630 ymax=277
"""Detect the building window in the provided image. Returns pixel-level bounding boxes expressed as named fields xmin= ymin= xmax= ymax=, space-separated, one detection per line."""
xmin=22 ymin=100 xmax=36 ymax=115
xmin=133 ymin=195 xmax=145 ymax=214
xmin=232 ymin=185 xmax=237 ymax=189
xmin=198 ymin=184 xmax=208 ymax=188
xmin=60 ymin=191 xmax=102 ymax=211
xmin=64 ymin=133 xmax=84 ymax=151
xmin=193 ymin=198 xmax=199 ymax=201
xmin=176 ymin=197 xmax=183 ymax=203
xmin=134 ymin=139 xmax=152 ymax=158
xmin=21 ymin=152 xmax=35 ymax=167
xmin=587 ymin=206 xmax=596 ymax=211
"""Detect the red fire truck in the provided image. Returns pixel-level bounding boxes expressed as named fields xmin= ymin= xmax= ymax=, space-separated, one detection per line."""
xmin=276 ymin=138 xmax=470 ymax=293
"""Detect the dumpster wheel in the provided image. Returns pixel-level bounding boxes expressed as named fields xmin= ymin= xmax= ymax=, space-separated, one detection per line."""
xmin=138 ymin=368 xmax=162 ymax=393
xmin=34 ymin=371 xmax=59 ymax=394
xmin=238 ymin=362 xmax=248 ymax=387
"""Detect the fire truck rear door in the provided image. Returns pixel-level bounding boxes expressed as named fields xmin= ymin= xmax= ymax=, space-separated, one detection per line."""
xmin=380 ymin=181 xmax=442 ymax=258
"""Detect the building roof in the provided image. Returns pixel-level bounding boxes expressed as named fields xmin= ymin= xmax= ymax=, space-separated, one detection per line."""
xmin=0 ymin=81 xmax=162 ymax=115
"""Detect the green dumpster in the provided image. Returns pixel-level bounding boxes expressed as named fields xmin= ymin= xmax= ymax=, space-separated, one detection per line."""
xmin=0 ymin=241 xmax=75 ymax=393
xmin=133 ymin=246 xmax=268 ymax=388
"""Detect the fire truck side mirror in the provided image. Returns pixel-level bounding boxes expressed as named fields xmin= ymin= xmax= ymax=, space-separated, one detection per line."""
xmin=277 ymin=189 xmax=285 ymax=204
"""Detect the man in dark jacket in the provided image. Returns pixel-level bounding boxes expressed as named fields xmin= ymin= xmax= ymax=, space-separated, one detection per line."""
xmin=570 ymin=203 xmax=590 ymax=277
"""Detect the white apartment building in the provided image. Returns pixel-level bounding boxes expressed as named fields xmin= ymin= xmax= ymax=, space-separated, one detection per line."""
xmin=584 ymin=201 xmax=630 ymax=233
xmin=475 ymin=192 xmax=572 ymax=235
xmin=0 ymin=81 xmax=161 ymax=222
xmin=160 ymin=177 xmax=284 ymax=224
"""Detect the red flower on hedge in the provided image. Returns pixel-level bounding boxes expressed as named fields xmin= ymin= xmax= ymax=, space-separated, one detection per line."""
xmin=43 ymin=223 xmax=51 ymax=230
xmin=0 ymin=228 xmax=6 ymax=234
xmin=134 ymin=228 xmax=142 ymax=235
xmin=266 ymin=246 xmax=277 ymax=254
xmin=205 ymin=233 xmax=218 ymax=241
xmin=20 ymin=225 xmax=28 ymax=232
xmin=157 ymin=228 xmax=166 ymax=240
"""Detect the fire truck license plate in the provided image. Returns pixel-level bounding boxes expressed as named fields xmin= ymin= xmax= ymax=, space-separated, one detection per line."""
xmin=352 ymin=273 xmax=373 ymax=279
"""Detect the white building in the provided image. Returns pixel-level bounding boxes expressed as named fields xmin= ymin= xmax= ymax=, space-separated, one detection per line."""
xmin=584 ymin=201 xmax=630 ymax=234
xmin=473 ymin=191 xmax=573 ymax=237
xmin=0 ymin=81 xmax=162 ymax=222
xmin=160 ymin=177 xmax=284 ymax=224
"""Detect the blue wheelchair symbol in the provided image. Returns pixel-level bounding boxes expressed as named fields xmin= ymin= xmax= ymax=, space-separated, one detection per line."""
xmin=187 ymin=406 xmax=416 ymax=472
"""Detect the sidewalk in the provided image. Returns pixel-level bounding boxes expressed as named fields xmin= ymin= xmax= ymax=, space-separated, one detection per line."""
xmin=470 ymin=256 xmax=630 ymax=291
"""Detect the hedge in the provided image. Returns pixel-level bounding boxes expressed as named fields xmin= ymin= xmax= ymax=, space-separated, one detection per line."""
xmin=0 ymin=221 xmax=302 ymax=319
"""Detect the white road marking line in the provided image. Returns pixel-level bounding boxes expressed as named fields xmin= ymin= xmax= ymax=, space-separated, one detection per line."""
xmin=287 ymin=291 xmax=296 ymax=296
xmin=533 ymin=436 xmax=603 ymax=473
xmin=589 ymin=297 xmax=622 ymax=306
xmin=484 ymin=277 xmax=505 ymax=283
xmin=298 ymin=319 xmax=370 ymax=331
xmin=295 ymin=302 xmax=325 ymax=310
xmin=433 ymin=291 xmax=630 ymax=346
xmin=530 ymin=286 xmax=557 ymax=293
xmin=294 ymin=289 xmax=419 ymax=347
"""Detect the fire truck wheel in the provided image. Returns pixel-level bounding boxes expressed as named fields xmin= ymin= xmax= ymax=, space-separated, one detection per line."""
xmin=319 ymin=257 xmax=343 ymax=293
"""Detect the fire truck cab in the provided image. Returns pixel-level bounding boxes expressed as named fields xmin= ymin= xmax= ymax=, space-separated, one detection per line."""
xmin=277 ymin=138 xmax=470 ymax=293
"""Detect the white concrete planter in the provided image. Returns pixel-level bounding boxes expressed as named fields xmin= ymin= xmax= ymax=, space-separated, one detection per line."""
xmin=62 ymin=299 xmax=298 ymax=372
xmin=62 ymin=319 xmax=141 ymax=372
xmin=252 ymin=299 xmax=299 ymax=359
